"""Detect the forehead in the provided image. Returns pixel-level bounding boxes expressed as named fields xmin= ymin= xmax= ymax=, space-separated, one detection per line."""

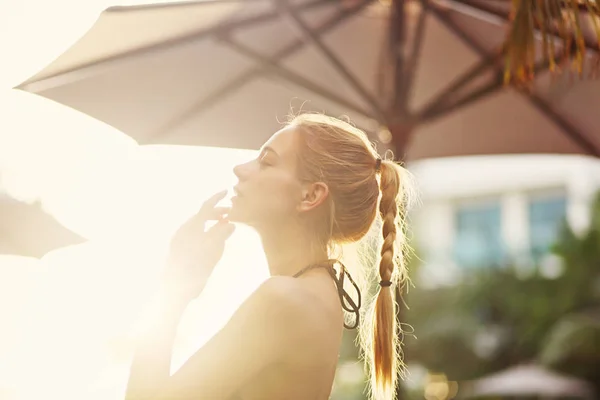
xmin=262 ymin=125 xmax=300 ymax=156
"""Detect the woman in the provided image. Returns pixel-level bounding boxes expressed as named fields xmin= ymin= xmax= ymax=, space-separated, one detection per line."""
xmin=125 ymin=114 xmax=414 ymax=400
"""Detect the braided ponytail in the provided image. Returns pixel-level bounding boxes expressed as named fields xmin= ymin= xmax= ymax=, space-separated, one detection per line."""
xmin=287 ymin=113 xmax=414 ymax=399
xmin=365 ymin=159 xmax=412 ymax=400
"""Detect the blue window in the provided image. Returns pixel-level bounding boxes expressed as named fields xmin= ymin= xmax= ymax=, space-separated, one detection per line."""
xmin=453 ymin=201 xmax=505 ymax=268
xmin=528 ymin=195 xmax=567 ymax=261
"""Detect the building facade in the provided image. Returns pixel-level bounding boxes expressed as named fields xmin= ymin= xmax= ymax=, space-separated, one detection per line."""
xmin=409 ymin=155 xmax=600 ymax=287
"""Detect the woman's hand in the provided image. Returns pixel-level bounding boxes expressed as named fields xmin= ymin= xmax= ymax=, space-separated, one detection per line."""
xmin=163 ymin=190 xmax=235 ymax=305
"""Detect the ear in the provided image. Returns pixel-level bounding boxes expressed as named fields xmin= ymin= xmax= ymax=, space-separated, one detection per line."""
xmin=297 ymin=182 xmax=329 ymax=213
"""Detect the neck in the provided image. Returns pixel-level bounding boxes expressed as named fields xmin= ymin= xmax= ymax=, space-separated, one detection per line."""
xmin=259 ymin=222 xmax=329 ymax=276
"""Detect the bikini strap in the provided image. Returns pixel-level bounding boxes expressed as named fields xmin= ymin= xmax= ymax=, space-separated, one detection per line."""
xmin=293 ymin=260 xmax=361 ymax=330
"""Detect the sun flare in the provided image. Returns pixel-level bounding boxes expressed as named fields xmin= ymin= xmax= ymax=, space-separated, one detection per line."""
xmin=0 ymin=1 xmax=270 ymax=399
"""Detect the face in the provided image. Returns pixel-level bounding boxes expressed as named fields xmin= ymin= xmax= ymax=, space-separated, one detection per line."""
xmin=228 ymin=126 xmax=305 ymax=229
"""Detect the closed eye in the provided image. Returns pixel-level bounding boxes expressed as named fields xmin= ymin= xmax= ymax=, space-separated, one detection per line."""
xmin=259 ymin=154 xmax=274 ymax=168
xmin=258 ymin=147 xmax=278 ymax=168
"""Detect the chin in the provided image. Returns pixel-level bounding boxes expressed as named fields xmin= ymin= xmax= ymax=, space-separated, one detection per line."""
xmin=227 ymin=199 xmax=248 ymax=223
xmin=227 ymin=204 xmax=270 ymax=230
xmin=227 ymin=211 xmax=243 ymax=223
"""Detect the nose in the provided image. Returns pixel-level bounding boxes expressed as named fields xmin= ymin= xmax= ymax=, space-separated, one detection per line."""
xmin=233 ymin=160 xmax=252 ymax=180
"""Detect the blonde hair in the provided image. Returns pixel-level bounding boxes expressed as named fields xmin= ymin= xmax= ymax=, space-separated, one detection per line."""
xmin=288 ymin=113 xmax=414 ymax=400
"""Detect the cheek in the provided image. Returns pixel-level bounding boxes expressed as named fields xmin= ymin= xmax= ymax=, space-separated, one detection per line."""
xmin=265 ymin=176 xmax=301 ymax=212
xmin=230 ymin=172 xmax=301 ymax=224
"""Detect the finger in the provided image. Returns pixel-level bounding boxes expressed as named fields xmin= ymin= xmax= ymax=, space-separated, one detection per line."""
xmin=204 ymin=207 xmax=231 ymax=221
xmin=176 ymin=206 xmax=230 ymax=238
xmin=199 ymin=190 xmax=229 ymax=214
xmin=204 ymin=220 xmax=236 ymax=243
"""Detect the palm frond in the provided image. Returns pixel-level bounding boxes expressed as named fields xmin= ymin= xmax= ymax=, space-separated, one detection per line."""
xmin=504 ymin=0 xmax=600 ymax=85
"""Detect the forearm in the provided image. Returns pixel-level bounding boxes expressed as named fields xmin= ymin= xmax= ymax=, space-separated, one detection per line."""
xmin=125 ymin=297 xmax=187 ymax=400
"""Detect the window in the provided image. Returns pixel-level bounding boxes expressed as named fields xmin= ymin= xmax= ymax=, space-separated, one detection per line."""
xmin=453 ymin=201 xmax=506 ymax=268
xmin=528 ymin=195 xmax=567 ymax=262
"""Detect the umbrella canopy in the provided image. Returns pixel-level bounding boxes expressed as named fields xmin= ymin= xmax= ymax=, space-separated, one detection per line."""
xmin=0 ymin=195 xmax=84 ymax=258
xmin=463 ymin=364 xmax=596 ymax=399
xmin=16 ymin=0 xmax=600 ymax=159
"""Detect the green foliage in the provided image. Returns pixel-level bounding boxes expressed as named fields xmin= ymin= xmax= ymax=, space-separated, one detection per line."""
xmin=540 ymin=311 xmax=600 ymax=384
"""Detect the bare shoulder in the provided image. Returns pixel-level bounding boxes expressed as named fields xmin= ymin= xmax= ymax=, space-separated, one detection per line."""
xmin=247 ymin=277 xmax=328 ymax=335
xmin=252 ymin=276 xmax=315 ymax=316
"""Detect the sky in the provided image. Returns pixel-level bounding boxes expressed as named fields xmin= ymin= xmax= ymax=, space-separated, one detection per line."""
xmin=0 ymin=1 xmax=269 ymax=399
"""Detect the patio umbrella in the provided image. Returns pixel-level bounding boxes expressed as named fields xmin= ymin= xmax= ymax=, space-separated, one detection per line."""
xmin=0 ymin=195 xmax=84 ymax=258
xmin=462 ymin=364 xmax=596 ymax=399
xmin=15 ymin=0 xmax=600 ymax=160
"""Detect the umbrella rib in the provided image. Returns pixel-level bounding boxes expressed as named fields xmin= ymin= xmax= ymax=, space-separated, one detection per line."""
xmin=428 ymin=2 xmax=600 ymax=157
xmin=526 ymin=91 xmax=600 ymax=157
xmin=277 ymin=0 xmax=387 ymax=123
xmin=416 ymin=52 xmax=503 ymax=120
xmin=394 ymin=0 xmax=429 ymax=114
xmin=17 ymin=0 xmax=337 ymax=92
xmin=413 ymin=4 xmax=506 ymax=122
xmin=419 ymin=73 xmax=503 ymax=123
xmin=389 ymin=0 xmax=408 ymax=115
xmin=220 ymin=37 xmax=376 ymax=120
xmin=419 ymin=48 xmax=578 ymax=123
xmin=106 ymin=0 xmax=271 ymax=13
xmin=148 ymin=0 xmax=375 ymax=142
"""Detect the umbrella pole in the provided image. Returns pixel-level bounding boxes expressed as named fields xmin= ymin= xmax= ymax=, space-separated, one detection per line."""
xmin=388 ymin=124 xmax=413 ymax=162
xmin=386 ymin=2 xmax=420 ymax=397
